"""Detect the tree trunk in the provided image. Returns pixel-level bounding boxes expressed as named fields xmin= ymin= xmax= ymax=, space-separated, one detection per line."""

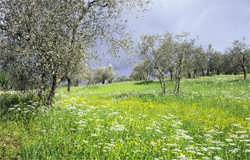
xmin=170 ymin=70 xmax=173 ymax=81
xmin=67 ymin=77 xmax=71 ymax=92
xmin=193 ymin=70 xmax=197 ymax=78
xmin=146 ymin=71 xmax=150 ymax=81
xmin=47 ymin=74 xmax=57 ymax=106
xmin=159 ymin=77 xmax=166 ymax=95
xmin=174 ymin=77 xmax=180 ymax=95
xmin=38 ymin=73 xmax=46 ymax=102
xmin=206 ymin=69 xmax=210 ymax=76
xmin=216 ymin=70 xmax=220 ymax=75
xmin=102 ymin=79 xmax=105 ymax=84
xmin=242 ymin=65 xmax=247 ymax=80
xmin=162 ymin=80 xmax=166 ymax=95
xmin=201 ymin=69 xmax=205 ymax=76
xmin=174 ymin=55 xmax=184 ymax=95
xmin=75 ymin=79 xmax=79 ymax=86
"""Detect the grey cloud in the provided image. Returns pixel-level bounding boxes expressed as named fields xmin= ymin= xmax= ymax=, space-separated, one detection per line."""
xmin=96 ymin=0 xmax=250 ymax=76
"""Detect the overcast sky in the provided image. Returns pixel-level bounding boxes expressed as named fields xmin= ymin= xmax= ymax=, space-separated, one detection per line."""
xmin=96 ymin=0 xmax=250 ymax=76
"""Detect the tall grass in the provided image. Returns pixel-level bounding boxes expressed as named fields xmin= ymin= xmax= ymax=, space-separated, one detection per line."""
xmin=1 ymin=75 xmax=250 ymax=159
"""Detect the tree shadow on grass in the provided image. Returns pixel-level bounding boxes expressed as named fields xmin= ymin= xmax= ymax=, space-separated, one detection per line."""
xmin=134 ymin=81 xmax=157 ymax=85
xmin=113 ymin=92 xmax=172 ymax=103
xmin=227 ymin=79 xmax=250 ymax=83
xmin=186 ymin=80 xmax=214 ymax=85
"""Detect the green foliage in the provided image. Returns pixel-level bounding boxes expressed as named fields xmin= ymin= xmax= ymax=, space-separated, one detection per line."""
xmin=87 ymin=66 xmax=115 ymax=85
xmin=0 ymin=0 xmax=148 ymax=104
xmin=0 ymin=92 xmax=44 ymax=122
xmin=0 ymin=72 xmax=9 ymax=89
xmin=1 ymin=75 xmax=250 ymax=159
xmin=130 ymin=60 xmax=153 ymax=81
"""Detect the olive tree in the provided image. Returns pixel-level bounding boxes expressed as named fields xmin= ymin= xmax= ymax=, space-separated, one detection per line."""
xmin=208 ymin=51 xmax=224 ymax=75
xmin=94 ymin=66 xmax=115 ymax=84
xmin=155 ymin=33 xmax=176 ymax=94
xmin=229 ymin=40 xmax=250 ymax=80
xmin=185 ymin=46 xmax=208 ymax=78
xmin=138 ymin=33 xmax=175 ymax=95
xmin=130 ymin=60 xmax=153 ymax=81
xmin=139 ymin=35 xmax=168 ymax=95
xmin=0 ymin=0 xmax=149 ymax=105
xmin=173 ymin=33 xmax=195 ymax=95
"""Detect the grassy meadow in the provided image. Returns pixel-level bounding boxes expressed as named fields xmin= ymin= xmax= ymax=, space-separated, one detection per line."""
xmin=1 ymin=75 xmax=250 ymax=159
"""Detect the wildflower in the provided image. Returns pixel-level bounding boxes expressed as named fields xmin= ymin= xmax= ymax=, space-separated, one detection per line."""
xmin=146 ymin=127 xmax=152 ymax=130
xmin=201 ymin=147 xmax=208 ymax=152
xmin=175 ymin=121 xmax=183 ymax=126
xmin=187 ymin=150 xmax=196 ymax=154
xmin=196 ymin=152 xmax=204 ymax=156
xmin=214 ymin=156 xmax=222 ymax=160
xmin=229 ymin=134 xmax=238 ymax=139
xmin=232 ymin=123 xmax=242 ymax=128
xmin=225 ymin=138 xmax=233 ymax=142
xmin=202 ymin=157 xmax=210 ymax=160
xmin=162 ymin=148 xmax=168 ymax=152
xmin=135 ymin=133 xmax=140 ymax=137
xmin=77 ymin=120 xmax=87 ymax=126
xmin=230 ymin=148 xmax=239 ymax=153
xmin=216 ymin=131 xmax=224 ymax=134
xmin=82 ymin=140 xmax=88 ymax=144
xmin=103 ymin=145 xmax=113 ymax=152
xmin=68 ymin=105 xmax=76 ymax=110
xmin=110 ymin=124 xmax=126 ymax=132
xmin=8 ymin=108 xmax=15 ymax=111
xmin=229 ymin=143 xmax=236 ymax=146
xmin=77 ymin=111 xmax=86 ymax=116
xmin=91 ymin=133 xmax=98 ymax=137
xmin=214 ymin=147 xmax=222 ymax=151
xmin=238 ymin=134 xmax=248 ymax=139
xmin=162 ymin=115 xmax=169 ymax=120
xmin=239 ymin=139 xmax=250 ymax=142
xmin=108 ymin=111 xmax=120 ymax=117
xmin=155 ymin=129 xmax=163 ymax=134
xmin=236 ymin=130 xmax=247 ymax=134
xmin=150 ymin=141 xmax=157 ymax=147
xmin=182 ymin=134 xmax=193 ymax=140
xmin=166 ymin=143 xmax=177 ymax=147
xmin=208 ymin=146 xmax=222 ymax=151
xmin=178 ymin=155 xmax=188 ymax=160
xmin=173 ymin=148 xmax=181 ymax=153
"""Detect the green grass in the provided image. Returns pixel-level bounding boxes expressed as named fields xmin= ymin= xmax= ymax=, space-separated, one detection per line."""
xmin=1 ymin=75 xmax=250 ymax=159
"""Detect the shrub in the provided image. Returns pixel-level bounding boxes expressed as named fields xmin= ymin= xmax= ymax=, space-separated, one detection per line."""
xmin=0 ymin=72 xmax=9 ymax=90
xmin=0 ymin=92 xmax=46 ymax=122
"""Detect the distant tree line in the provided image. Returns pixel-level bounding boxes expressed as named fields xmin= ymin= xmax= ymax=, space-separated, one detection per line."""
xmin=130 ymin=33 xmax=250 ymax=95
xmin=85 ymin=66 xmax=115 ymax=85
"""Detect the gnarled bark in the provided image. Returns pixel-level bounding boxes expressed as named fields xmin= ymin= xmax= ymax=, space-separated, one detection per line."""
xmin=47 ymin=74 xmax=57 ymax=106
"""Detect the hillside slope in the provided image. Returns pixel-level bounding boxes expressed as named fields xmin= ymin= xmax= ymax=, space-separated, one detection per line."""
xmin=1 ymin=75 xmax=250 ymax=159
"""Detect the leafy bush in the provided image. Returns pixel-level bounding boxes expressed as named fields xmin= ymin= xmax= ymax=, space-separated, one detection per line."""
xmin=0 ymin=92 xmax=46 ymax=122
xmin=0 ymin=72 xmax=9 ymax=89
